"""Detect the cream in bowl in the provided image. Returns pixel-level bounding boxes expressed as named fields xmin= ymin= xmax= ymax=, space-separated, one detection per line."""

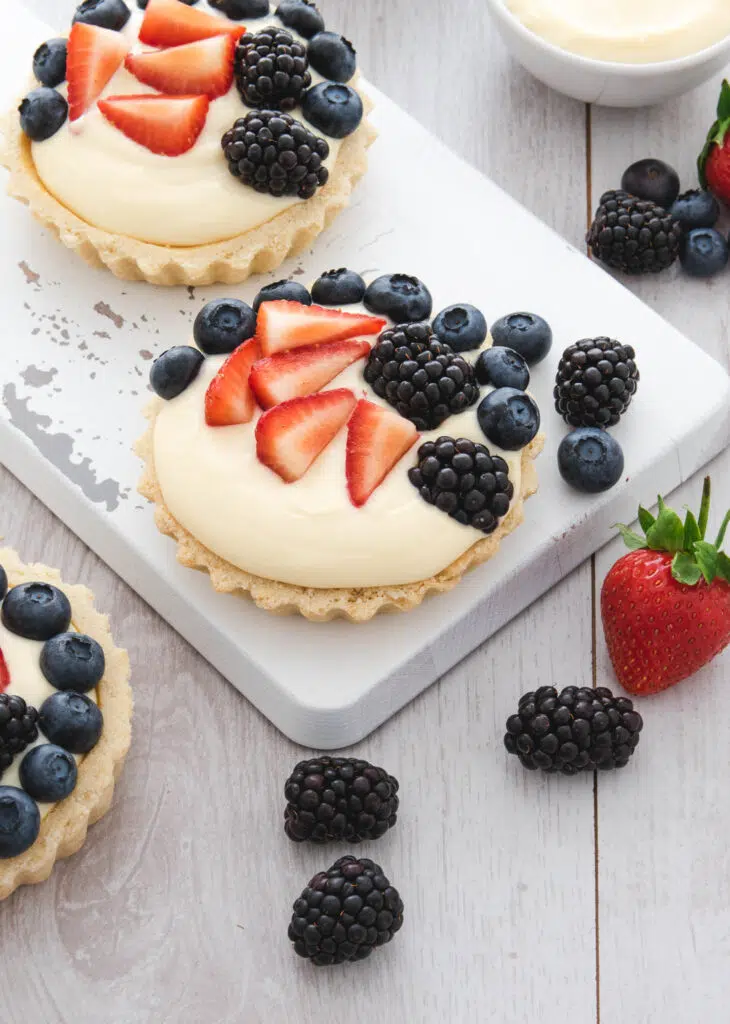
xmin=505 ymin=0 xmax=730 ymax=64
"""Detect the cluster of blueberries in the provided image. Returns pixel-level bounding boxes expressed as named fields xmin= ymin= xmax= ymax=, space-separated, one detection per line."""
xmin=0 ymin=565 xmax=105 ymax=858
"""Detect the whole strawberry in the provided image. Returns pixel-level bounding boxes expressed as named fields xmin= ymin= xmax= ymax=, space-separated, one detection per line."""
xmin=698 ymin=80 xmax=730 ymax=204
xmin=602 ymin=477 xmax=730 ymax=695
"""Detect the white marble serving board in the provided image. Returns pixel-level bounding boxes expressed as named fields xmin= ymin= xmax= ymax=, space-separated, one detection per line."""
xmin=1 ymin=3 xmax=728 ymax=748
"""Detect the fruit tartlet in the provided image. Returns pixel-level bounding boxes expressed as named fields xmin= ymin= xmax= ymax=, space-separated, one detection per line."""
xmin=0 ymin=548 xmax=131 ymax=898
xmin=2 ymin=0 xmax=374 ymax=285
xmin=137 ymin=270 xmax=545 ymax=621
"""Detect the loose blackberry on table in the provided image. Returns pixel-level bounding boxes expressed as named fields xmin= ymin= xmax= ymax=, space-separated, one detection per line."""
xmin=289 ymin=855 xmax=404 ymax=965
xmin=587 ymin=189 xmax=681 ymax=275
xmin=554 ymin=337 xmax=639 ymax=428
xmin=409 ymin=437 xmax=514 ymax=534
xmin=364 ymin=323 xmax=479 ymax=430
xmin=0 ymin=695 xmax=39 ymax=777
xmin=504 ymin=686 xmax=643 ymax=774
xmin=284 ymin=756 xmax=399 ymax=843
xmin=234 ymin=27 xmax=311 ymax=112
xmin=221 ymin=111 xmax=329 ymax=200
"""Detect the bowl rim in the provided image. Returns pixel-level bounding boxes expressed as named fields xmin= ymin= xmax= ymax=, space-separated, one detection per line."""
xmin=485 ymin=0 xmax=730 ymax=74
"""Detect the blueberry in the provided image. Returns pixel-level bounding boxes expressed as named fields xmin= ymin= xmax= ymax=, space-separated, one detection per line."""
xmin=252 ymin=280 xmax=311 ymax=312
xmin=680 ymin=227 xmax=729 ymax=278
xmin=276 ymin=0 xmax=324 ymax=38
xmin=432 ymin=304 xmax=487 ymax=352
xmin=150 ymin=346 xmax=204 ymax=400
xmin=620 ymin=158 xmax=680 ymax=209
xmin=0 ymin=567 xmax=6 ymax=601
xmin=193 ymin=298 xmax=256 ymax=355
xmin=311 ymin=268 xmax=365 ymax=305
xmin=301 ymin=82 xmax=362 ymax=139
xmin=477 ymin=387 xmax=540 ymax=450
xmin=0 ymin=787 xmax=40 ymax=858
xmin=32 ymin=39 xmax=67 ymax=88
xmin=557 ymin=427 xmax=624 ymax=493
xmin=670 ymin=189 xmax=720 ymax=231
xmin=73 ymin=0 xmax=131 ymax=30
xmin=19 ymin=745 xmax=77 ymax=803
xmin=490 ymin=312 xmax=552 ymax=366
xmin=18 ymin=88 xmax=68 ymax=142
xmin=475 ymin=347 xmax=530 ymax=390
xmin=209 ymin=0 xmax=266 ymax=16
xmin=39 ymin=692 xmax=103 ymax=755
xmin=307 ymin=31 xmax=356 ymax=82
xmin=2 ymin=583 xmax=71 ymax=641
xmin=363 ymin=274 xmax=432 ymax=323
xmin=40 ymin=633 xmax=105 ymax=694
xmin=138 ymin=0 xmax=198 ymax=5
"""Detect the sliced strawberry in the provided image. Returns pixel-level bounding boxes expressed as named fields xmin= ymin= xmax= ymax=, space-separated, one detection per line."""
xmin=125 ymin=35 xmax=236 ymax=100
xmin=205 ymin=338 xmax=260 ymax=427
xmin=0 ymin=650 xmax=9 ymax=694
xmin=255 ymin=300 xmax=386 ymax=357
xmin=139 ymin=0 xmax=246 ymax=47
xmin=346 ymin=400 xmax=418 ymax=508
xmin=250 ymin=339 xmax=370 ymax=409
xmin=256 ymin=389 xmax=356 ymax=483
xmin=98 ymin=94 xmax=209 ymax=156
xmin=67 ymin=22 xmax=130 ymax=122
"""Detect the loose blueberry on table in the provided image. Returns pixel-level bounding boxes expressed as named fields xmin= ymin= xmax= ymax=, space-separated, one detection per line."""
xmin=0 ymin=567 xmax=105 ymax=859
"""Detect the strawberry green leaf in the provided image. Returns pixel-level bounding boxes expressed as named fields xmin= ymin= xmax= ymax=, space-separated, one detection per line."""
xmin=693 ymin=540 xmax=719 ymax=585
xmin=717 ymin=551 xmax=730 ymax=584
xmin=638 ymin=506 xmax=655 ymax=534
xmin=717 ymin=80 xmax=730 ymax=121
xmin=683 ymin=510 xmax=701 ymax=550
xmin=672 ymin=551 xmax=703 ymax=586
xmin=698 ymin=476 xmax=711 ymax=539
xmin=714 ymin=509 xmax=730 ymax=551
xmin=646 ymin=508 xmax=685 ymax=553
xmin=615 ymin=524 xmax=646 ymax=551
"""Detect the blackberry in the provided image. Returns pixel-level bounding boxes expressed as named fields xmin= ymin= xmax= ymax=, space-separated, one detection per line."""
xmin=504 ymin=686 xmax=643 ymax=775
xmin=289 ymin=856 xmax=404 ymax=965
xmin=0 ymin=695 xmax=39 ymax=776
xmin=587 ymin=189 xmax=681 ymax=275
xmin=364 ymin=323 xmax=479 ymax=430
xmin=221 ymin=110 xmax=329 ymax=199
xmin=234 ymin=27 xmax=311 ymax=112
xmin=284 ymin=756 xmax=399 ymax=843
xmin=409 ymin=437 xmax=513 ymax=533
xmin=554 ymin=337 xmax=638 ymax=428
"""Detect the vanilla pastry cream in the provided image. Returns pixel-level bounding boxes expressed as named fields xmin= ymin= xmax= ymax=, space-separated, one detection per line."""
xmin=505 ymin=0 xmax=730 ymax=63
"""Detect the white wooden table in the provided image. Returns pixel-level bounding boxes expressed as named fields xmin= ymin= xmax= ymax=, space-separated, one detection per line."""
xmin=1 ymin=2 xmax=728 ymax=1021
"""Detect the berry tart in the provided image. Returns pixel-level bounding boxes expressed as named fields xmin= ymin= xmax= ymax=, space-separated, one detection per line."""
xmin=0 ymin=548 xmax=131 ymax=898
xmin=137 ymin=270 xmax=544 ymax=621
xmin=2 ymin=0 xmax=374 ymax=285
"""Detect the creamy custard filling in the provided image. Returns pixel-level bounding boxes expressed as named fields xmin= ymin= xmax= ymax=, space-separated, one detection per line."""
xmin=505 ymin=0 xmax=730 ymax=63
xmin=0 ymin=618 xmax=97 ymax=820
xmin=30 ymin=8 xmax=350 ymax=246
xmin=151 ymin=326 xmax=526 ymax=590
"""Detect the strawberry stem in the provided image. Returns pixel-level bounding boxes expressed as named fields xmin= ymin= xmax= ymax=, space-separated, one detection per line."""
xmin=715 ymin=509 xmax=730 ymax=551
xmin=698 ymin=476 xmax=711 ymax=540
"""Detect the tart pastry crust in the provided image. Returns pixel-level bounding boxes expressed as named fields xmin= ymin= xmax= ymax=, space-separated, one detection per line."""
xmin=136 ymin=407 xmax=544 ymax=622
xmin=0 ymin=86 xmax=375 ymax=286
xmin=0 ymin=548 xmax=132 ymax=900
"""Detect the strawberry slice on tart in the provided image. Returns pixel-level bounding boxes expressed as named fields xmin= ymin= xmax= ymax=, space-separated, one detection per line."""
xmin=346 ymin=400 xmax=418 ymax=508
xmin=205 ymin=338 xmax=260 ymax=426
xmin=125 ymin=35 xmax=237 ymax=100
xmin=98 ymin=94 xmax=210 ymax=157
xmin=67 ymin=22 xmax=130 ymax=122
xmin=249 ymin=339 xmax=370 ymax=409
xmin=255 ymin=301 xmax=386 ymax=357
xmin=139 ymin=0 xmax=246 ymax=48
xmin=256 ymin=389 xmax=356 ymax=483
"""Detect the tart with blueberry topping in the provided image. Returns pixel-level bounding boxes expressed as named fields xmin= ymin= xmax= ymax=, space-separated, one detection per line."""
xmin=2 ymin=0 xmax=374 ymax=285
xmin=137 ymin=269 xmax=544 ymax=621
xmin=0 ymin=548 xmax=131 ymax=898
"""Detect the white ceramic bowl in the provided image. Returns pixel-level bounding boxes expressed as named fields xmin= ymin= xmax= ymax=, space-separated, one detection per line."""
xmin=485 ymin=0 xmax=730 ymax=107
